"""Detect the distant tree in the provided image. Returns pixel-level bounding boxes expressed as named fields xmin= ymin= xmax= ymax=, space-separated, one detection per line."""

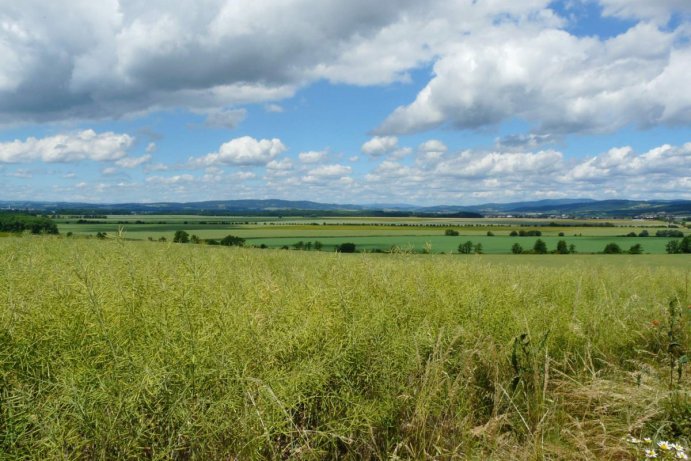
xmin=626 ymin=232 xmax=637 ymax=237
xmin=556 ymin=240 xmax=569 ymax=254
xmin=656 ymin=229 xmax=684 ymax=238
xmin=638 ymin=230 xmax=649 ymax=237
xmin=220 ymin=235 xmax=245 ymax=247
xmin=293 ymin=241 xmax=305 ymax=250
xmin=158 ymin=236 xmax=167 ymax=242
xmin=206 ymin=239 xmax=219 ymax=245
xmin=337 ymin=242 xmax=356 ymax=253
xmin=628 ymin=243 xmax=643 ymax=254
xmin=173 ymin=230 xmax=189 ymax=243
xmin=511 ymin=243 xmax=523 ymax=254
xmin=306 ymin=241 xmax=313 ymax=251
xmin=568 ymin=244 xmax=576 ymax=254
xmin=190 ymin=234 xmax=200 ymax=244
xmin=96 ymin=231 xmax=107 ymax=240
xmin=445 ymin=229 xmax=459 ymax=236
xmin=681 ymin=235 xmax=691 ymax=253
xmin=558 ymin=232 xmax=565 ymax=237
xmin=509 ymin=230 xmax=518 ymax=237
xmin=486 ymin=231 xmax=494 ymax=236
xmin=474 ymin=242 xmax=483 ymax=254
xmin=603 ymin=242 xmax=623 ymax=254
xmin=533 ymin=239 xmax=547 ymax=254
xmin=458 ymin=241 xmax=474 ymax=254
xmin=314 ymin=241 xmax=323 ymax=251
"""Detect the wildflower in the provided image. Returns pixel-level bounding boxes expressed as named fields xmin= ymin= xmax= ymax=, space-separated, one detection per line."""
xmin=628 ymin=436 xmax=642 ymax=444
xmin=670 ymin=443 xmax=684 ymax=451
xmin=659 ymin=441 xmax=672 ymax=451
xmin=645 ymin=449 xmax=657 ymax=458
xmin=676 ymin=451 xmax=688 ymax=460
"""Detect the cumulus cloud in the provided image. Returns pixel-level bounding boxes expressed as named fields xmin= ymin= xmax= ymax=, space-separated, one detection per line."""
xmin=0 ymin=1 xmax=563 ymax=124
xmin=598 ymin=0 xmax=691 ymax=22
xmin=0 ymin=129 xmax=133 ymax=163
xmin=299 ymin=150 xmax=327 ymax=163
xmin=376 ymin=22 xmax=691 ymax=135
xmin=189 ymin=136 xmax=286 ymax=167
xmin=361 ymin=136 xmax=398 ymax=156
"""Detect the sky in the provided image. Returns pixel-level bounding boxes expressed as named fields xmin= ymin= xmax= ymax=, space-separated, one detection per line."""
xmin=0 ymin=0 xmax=690 ymax=206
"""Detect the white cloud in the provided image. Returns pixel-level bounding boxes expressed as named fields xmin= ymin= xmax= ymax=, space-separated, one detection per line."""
xmin=203 ymin=108 xmax=247 ymax=129
xmin=267 ymin=158 xmax=294 ymax=170
xmin=0 ymin=129 xmax=133 ymax=163
xmin=299 ymin=150 xmax=327 ymax=163
xmin=598 ymin=0 xmax=691 ymax=23
xmin=265 ymin=103 xmax=284 ymax=113
xmin=308 ymin=164 xmax=352 ymax=177
xmin=376 ymin=22 xmax=691 ymax=135
xmin=116 ymin=154 xmax=152 ymax=168
xmin=189 ymin=136 xmax=287 ymax=167
xmin=145 ymin=142 xmax=157 ymax=153
xmin=146 ymin=174 xmax=195 ymax=185
xmin=361 ymin=136 xmax=398 ymax=156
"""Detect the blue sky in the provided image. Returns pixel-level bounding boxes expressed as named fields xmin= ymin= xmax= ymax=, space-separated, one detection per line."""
xmin=0 ymin=0 xmax=690 ymax=205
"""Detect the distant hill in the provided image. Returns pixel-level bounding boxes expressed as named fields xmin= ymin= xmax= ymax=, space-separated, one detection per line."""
xmin=1 ymin=198 xmax=689 ymax=218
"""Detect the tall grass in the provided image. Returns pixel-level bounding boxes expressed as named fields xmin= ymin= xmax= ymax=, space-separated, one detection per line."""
xmin=0 ymin=236 xmax=689 ymax=459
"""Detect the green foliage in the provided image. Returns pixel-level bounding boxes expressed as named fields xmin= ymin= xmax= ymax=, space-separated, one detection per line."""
xmin=444 ymin=229 xmax=459 ymax=236
xmin=336 ymin=242 xmax=356 ymax=253
xmin=458 ymin=240 xmax=473 ymax=254
xmin=533 ymin=238 xmax=547 ymax=254
xmin=556 ymin=240 xmax=570 ymax=254
xmin=656 ymin=229 xmax=685 ymax=238
xmin=511 ymin=243 xmax=523 ymax=254
xmin=220 ymin=235 xmax=245 ymax=247
xmin=173 ymin=230 xmax=190 ymax=243
xmin=628 ymin=243 xmax=643 ymax=254
xmin=0 ymin=213 xmax=58 ymax=234
xmin=664 ymin=237 xmax=691 ymax=254
xmin=603 ymin=242 xmax=623 ymax=254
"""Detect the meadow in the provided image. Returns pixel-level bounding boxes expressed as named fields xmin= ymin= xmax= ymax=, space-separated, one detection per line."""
xmin=1 ymin=236 xmax=689 ymax=459
xmin=54 ymin=215 xmax=688 ymax=254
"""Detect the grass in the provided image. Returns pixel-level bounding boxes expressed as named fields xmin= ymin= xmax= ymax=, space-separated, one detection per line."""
xmin=1 ymin=236 xmax=689 ymax=459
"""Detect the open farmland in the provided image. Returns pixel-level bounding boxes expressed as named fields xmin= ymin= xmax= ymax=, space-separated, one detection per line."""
xmin=1 ymin=236 xmax=689 ymax=459
xmin=54 ymin=215 xmax=689 ymax=254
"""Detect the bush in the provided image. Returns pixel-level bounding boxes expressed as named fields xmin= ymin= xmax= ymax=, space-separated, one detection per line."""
xmin=458 ymin=241 xmax=474 ymax=254
xmin=511 ymin=243 xmax=523 ymax=254
xmin=173 ymin=230 xmax=190 ymax=243
xmin=628 ymin=243 xmax=643 ymax=254
xmin=336 ymin=242 xmax=356 ymax=253
xmin=533 ymin=239 xmax=547 ymax=254
xmin=220 ymin=235 xmax=245 ymax=247
xmin=445 ymin=229 xmax=459 ymax=236
xmin=603 ymin=242 xmax=623 ymax=254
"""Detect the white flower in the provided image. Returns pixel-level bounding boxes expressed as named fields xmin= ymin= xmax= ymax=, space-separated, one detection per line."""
xmin=659 ymin=441 xmax=672 ymax=451
xmin=645 ymin=449 xmax=658 ymax=458
xmin=676 ymin=451 xmax=688 ymax=460
xmin=628 ymin=436 xmax=642 ymax=444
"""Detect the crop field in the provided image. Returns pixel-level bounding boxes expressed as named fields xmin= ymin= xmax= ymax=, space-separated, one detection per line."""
xmin=54 ymin=215 xmax=688 ymax=254
xmin=1 ymin=236 xmax=689 ymax=459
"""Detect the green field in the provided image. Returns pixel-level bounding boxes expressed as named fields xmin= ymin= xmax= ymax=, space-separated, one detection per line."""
xmin=54 ymin=215 xmax=688 ymax=255
xmin=1 ymin=236 xmax=689 ymax=459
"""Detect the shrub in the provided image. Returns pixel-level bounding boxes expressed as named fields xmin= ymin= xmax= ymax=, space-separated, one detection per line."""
xmin=445 ymin=229 xmax=459 ymax=236
xmin=533 ymin=239 xmax=547 ymax=254
xmin=336 ymin=242 xmax=356 ymax=253
xmin=603 ymin=242 xmax=623 ymax=254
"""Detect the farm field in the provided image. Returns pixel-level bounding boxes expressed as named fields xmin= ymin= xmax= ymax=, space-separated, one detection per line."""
xmin=0 ymin=236 xmax=689 ymax=459
xmin=54 ymin=215 xmax=689 ymax=254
